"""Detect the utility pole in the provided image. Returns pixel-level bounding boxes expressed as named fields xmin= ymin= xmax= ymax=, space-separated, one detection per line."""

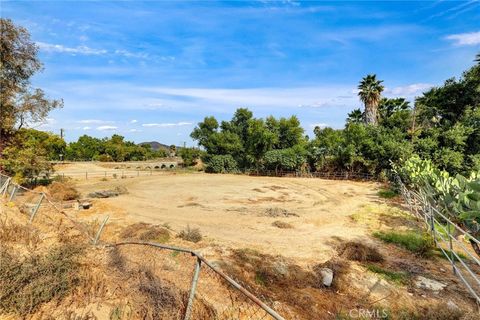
xmin=60 ymin=128 xmax=64 ymax=139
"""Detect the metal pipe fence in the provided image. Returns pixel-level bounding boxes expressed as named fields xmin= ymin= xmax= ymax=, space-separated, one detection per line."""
xmin=0 ymin=173 xmax=285 ymax=319
xmin=396 ymin=176 xmax=480 ymax=304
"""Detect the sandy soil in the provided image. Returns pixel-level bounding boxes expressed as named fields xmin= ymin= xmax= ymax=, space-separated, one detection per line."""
xmin=71 ymin=171 xmax=381 ymax=262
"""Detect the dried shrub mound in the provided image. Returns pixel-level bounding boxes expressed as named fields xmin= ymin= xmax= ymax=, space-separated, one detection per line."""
xmin=337 ymin=241 xmax=383 ymax=262
xmin=272 ymin=220 xmax=293 ymax=229
xmin=230 ymin=248 xmax=318 ymax=289
xmin=48 ymin=180 xmax=80 ymax=201
xmin=119 ymin=223 xmax=171 ymax=243
xmin=263 ymin=207 xmax=298 ymax=217
xmin=0 ymin=243 xmax=84 ymax=316
xmin=178 ymin=225 xmax=202 ymax=243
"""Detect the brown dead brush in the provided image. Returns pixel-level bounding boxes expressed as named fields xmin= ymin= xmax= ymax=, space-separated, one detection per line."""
xmin=119 ymin=223 xmax=171 ymax=243
xmin=178 ymin=225 xmax=202 ymax=243
xmin=0 ymin=218 xmax=40 ymax=249
xmin=0 ymin=243 xmax=84 ymax=316
xmin=48 ymin=181 xmax=80 ymax=201
xmin=337 ymin=240 xmax=384 ymax=262
xmin=272 ymin=220 xmax=293 ymax=229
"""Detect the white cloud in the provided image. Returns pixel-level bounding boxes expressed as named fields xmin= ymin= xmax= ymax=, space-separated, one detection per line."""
xmin=97 ymin=125 xmax=118 ymax=131
xmin=130 ymin=119 xmax=138 ymax=124
xmin=385 ymin=83 xmax=433 ymax=97
xmin=78 ymin=119 xmax=113 ymax=124
xmin=36 ymin=42 xmax=107 ymax=55
xmin=310 ymin=123 xmax=329 ymax=128
xmin=445 ymin=31 xmax=480 ymax=46
xmin=142 ymin=122 xmax=193 ymax=128
xmin=82 ymin=126 xmax=91 ymax=130
xmin=129 ymin=129 xmax=141 ymax=132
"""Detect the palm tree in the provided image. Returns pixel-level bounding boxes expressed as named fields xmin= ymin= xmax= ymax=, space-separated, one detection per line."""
xmin=346 ymin=108 xmax=363 ymax=125
xmin=475 ymin=52 xmax=480 ymax=63
xmin=358 ymin=74 xmax=384 ymax=125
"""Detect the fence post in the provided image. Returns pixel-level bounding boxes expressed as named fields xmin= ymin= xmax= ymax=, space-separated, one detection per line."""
xmin=1 ymin=178 xmax=11 ymax=196
xmin=30 ymin=193 xmax=45 ymax=223
xmin=8 ymin=185 xmax=17 ymax=202
xmin=184 ymin=256 xmax=201 ymax=320
xmin=93 ymin=215 xmax=110 ymax=245
xmin=429 ymin=205 xmax=436 ymax=244
xmin=86 ymin=171 xmax=88 ymax=180
xmin=447 ymin=220 xmax=456 ymax=274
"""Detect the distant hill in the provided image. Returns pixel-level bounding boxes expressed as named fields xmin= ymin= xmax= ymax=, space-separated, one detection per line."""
xmin=139 ymin=141 xmax=170 ymax=151
xmin=139 ymin=141 xmax=182 ymax=151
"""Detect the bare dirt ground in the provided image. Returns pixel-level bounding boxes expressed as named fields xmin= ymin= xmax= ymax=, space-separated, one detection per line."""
xmin=70 ymin=170 xmax=380 ymax=263
xmin=2 ymin=163 xmax=479 ymax=318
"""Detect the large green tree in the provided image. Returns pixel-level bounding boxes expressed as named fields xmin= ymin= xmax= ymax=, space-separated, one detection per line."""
xmin=358 ymin=74 xmax=384 ymax=125
xmin=0 ymin=19 xmax=63 ymax=153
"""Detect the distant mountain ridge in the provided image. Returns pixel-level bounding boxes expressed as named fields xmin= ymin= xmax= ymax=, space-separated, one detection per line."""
xmin=139 ymin=141 xmax=182 ymax=151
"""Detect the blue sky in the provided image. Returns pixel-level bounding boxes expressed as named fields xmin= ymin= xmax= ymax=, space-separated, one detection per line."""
xmin=2 ymin=1 xmax=480 ymax=145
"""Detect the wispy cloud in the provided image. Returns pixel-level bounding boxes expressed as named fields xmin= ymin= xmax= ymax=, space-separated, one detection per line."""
xmin=36 ymin=42 xmax=107 ymax=55
xmin=445 ymin=31 xmax=480 ymax=46
xmin=427 ymin=0 xmax=479 ymax=20
xmin=97 ymin=125 xmax=118 ymax=131
xmin=310 ymin=123 xmax=329 ymax=128
xmin=78 ymin=119 xmax=114 ymax=124
xmin=82 ymin=126 xmax=91 ymax=130
xmin=385 ymin=83 xmax=433 ymax=97
xmin=130 ymin=119 xmax=138 ymax=124
xmin=142 ymin=122 xmax=193 ymax=128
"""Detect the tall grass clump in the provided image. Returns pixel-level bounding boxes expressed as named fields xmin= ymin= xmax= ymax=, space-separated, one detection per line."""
xmin=373 ymin=230 xmax=434 ymax=256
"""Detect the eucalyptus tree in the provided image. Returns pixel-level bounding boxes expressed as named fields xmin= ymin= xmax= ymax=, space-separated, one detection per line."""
xmin=358 ymin=74 xmax=384 ymax=125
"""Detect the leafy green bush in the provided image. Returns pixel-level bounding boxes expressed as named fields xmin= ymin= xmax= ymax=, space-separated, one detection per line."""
xmin=205 ymin=155 xmax=238 ymax=173
xmin=373 ymin=231 xmax=434 ymax=256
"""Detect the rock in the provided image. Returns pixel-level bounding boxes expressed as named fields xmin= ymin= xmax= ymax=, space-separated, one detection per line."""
xmin=415 ymin=276 xmax=446 ymax=292
xmin=272 ymin=260 xmax=289 ymax=277
xmin=81 ymin=202 xmax=92 ymax=209
xmin=319 ymin=268 xmax=334 ymax=287
xmin=88 ymin=186 xmax=128 ymax=198
xmin=447 ymin=300 xmax=460 ymax=312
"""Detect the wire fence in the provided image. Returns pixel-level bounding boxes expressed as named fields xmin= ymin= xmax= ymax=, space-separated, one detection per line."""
xmin=0 ymin=173 xmax=285 ymax=320
xmin=395 ymin=176 xmax=480 ymax=304
xmin=247 ymin=169 xmax=375 ymax=181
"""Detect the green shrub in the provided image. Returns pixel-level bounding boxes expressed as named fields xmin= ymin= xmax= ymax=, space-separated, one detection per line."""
xmin=377 ymin=188 xmax=397 ymax=199
xmin=205 ymin=155 xmax=238 ymax=173
xmin=373 ymin=231 xmax=434 ymax=256
xmin=366 ymin=264 xmax=409 ymax=285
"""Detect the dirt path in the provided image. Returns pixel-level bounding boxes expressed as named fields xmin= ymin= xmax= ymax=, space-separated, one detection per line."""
xmin=73 ymin=173 xmax=381 ymax=262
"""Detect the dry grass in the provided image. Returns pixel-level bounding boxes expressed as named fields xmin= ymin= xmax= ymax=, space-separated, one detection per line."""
xmin=0 ymin=243 xmax=84 ymax=316
xmin=272 ymin=220 xmax=293 ymax=229
xmin=0 ymin=218 xmax=40 ymax=248
xmin=119 ymin=223 xmax=171 ymax=243
xmin=178 ymin=226 xmax=202 ymax=243
xmin=337 ymin=241 xmax=384 ymax=262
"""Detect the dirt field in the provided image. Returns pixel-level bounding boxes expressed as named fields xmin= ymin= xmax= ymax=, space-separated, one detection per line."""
xmin=2 ymin=164 xmax=477 ymax=318
xmin=64 ymin=164 xmax=381 ymax=263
